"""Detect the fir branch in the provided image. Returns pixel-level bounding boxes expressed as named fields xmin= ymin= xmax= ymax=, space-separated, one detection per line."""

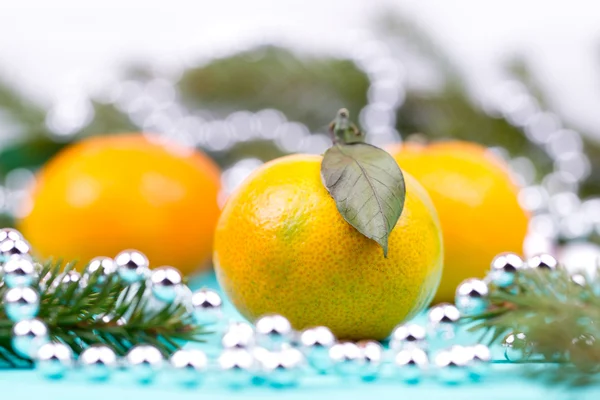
xmin=463 ymin=265 xmax=600 ymax=383
xmin=0 ymin=260 xmax=207 ymax=366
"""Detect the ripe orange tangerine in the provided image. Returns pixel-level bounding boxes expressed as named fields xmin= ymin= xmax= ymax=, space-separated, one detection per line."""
xmin=214 ymin=154 xmax=443 ymax=340
xmin=18 ymin=134 xmax=221 ymax=275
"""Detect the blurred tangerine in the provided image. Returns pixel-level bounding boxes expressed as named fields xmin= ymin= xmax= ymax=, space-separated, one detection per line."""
xmin=17 ymin=134 xmax=221 ymax=275
xmin=389 ymin=140 xmax=529 ymax=303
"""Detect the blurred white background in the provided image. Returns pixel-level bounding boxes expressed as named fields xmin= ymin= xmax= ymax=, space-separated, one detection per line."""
xmin=1 ymin=0 xmax=600 ymax=138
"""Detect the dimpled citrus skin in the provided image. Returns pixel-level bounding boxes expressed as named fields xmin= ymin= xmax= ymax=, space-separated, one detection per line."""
xmin=214 ymin=154 xmax=443 ymax=340
xmin=389 ymin=141 xmax=529 ymax=303
xmin=17 ymin=134 xmax=221 ymax=275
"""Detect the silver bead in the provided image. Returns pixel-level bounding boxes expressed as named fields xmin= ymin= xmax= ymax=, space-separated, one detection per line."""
xmin=95 ymin=313 xmax=127 ymax=326
xmin=4 ymin=286 xmax=39 ymax=321
xmin=150 ymin=266 xmax=182 ymax=303
xmin=356 ymin=340 xmax=383 ymax=381
xmin=527 ymin=254 xmax=558 ymax=271
xmin=299 ymin=326 xmax=336 ymax=373
xmin=169 ymin=349 xmax=208 ymax=386
xmin=571 ymin=273 xmax=587 ymax=287
xmin=125 ymin=345 xmax=164 ymax=383
xmin=61 ymin=270 xmax=81 ymax=285
xmin=251 ymin=346 xmax=271 ymax=383
xmin=3 ymin=257 xmax=36 ymax=288
xmin=222 ymin=322 xmax=255 ymax=349
xmin=503 ymin=332 xmax=532 ymax=362
xmin=467 ymin=344 xmax=491 ymax=380
xmin=261 ymin=347 xmax=304 ymax=388
xmin=0 ymin=228 xmax=24 ymax=264
xmin=189 ymin=289 xmax=225 ymax=355
xmin=191 ymin=288 xmax=223 ymax=325
xmin=255 ymin=314 xmax=293 ymax=350
xmin=218 ymin=348 xmax=255 ymax=388
xmin=393 ymin=347 xmax=428 ymax=383
xmin=434 ymin=346 xmax=470 ymax=385
xmin=49 ymin=271 xmax=82 ymax=292
xmin=115 ymin=249 xmax=149 ymax=284
xmin=0 ymin=237 xmax=30 ymax=260
xmin=85 ymin=257 xmax=116 ymax=285
xmin=455 ymin=278 xmax=489 ymax=315
xmin=329 ymin=342 xmax=361 ymax=376
xmin=79 ymin=345 xmax=118 ymax=381
xmin=390 ymin=324 xmax=427 ymax=351
xmin=12 ymin=318 xmax=49 ymax=358
xmin=428 ymin=303 xmax=461 ymax=325
xmin=36 ymin=342 xmax=73 ymax=379
xmin=428 ymin=303 xmax=460 ymax=340
xmin=0 ymin=228 xmax=23 ymax=242
xmin=489 ymin=252 xmax=524 ymax=287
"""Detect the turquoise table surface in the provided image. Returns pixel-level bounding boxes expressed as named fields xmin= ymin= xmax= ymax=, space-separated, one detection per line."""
xmin=1 ymin=272 xmax=598 ymax=400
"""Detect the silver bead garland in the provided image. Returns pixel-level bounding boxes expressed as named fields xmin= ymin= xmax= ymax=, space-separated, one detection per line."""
xmin=390 ymin=323 xmax=427 ymax=351
xmin=191 ymin=288 xmax=223 ymax=325
xmin=12 ymin=318 xmax=49 ymax=358
xmin=527 ymin=253 xmax=559 ymax=271
xmin=356 ymin=340 xmax=383 ymax=381
xmin=428 ymin=303 xmax=460 ymax=340
xmin=0 ymin=230 xmax=563 ymax=388
xmin=329 ymin=342 xmax=362 ymax=376
xmin=125 ymin=344 xmax=164 ymax=383
xmin=79 ymin=345 xmax=118 ymax=381
xmin=36 ymin=342 xmax=73 ymax=379
xmin=467 ymin=344 xmax=491 ymax=380
xmin=393 ymin=347 xmax=428 ymax=384
xmin=0 ymin=237 xmax=30 ymax=260
xmin=4 ymin=220 xmax=587 ymax=390
xmin=115 ymin=249 xmax=150 ymax=284
xmin=260 ymin=347 xmax=304 ymax=388
xmin=150 ymin=266 xmax=182 ymax=302
xmin=434 ymin=346 xmax=470 ymax=385
xmin=489 ymin=252 xmax=524 ymax=288
xmin=222 ymin=322 xmax=256 ymax=349
xmin=0 ymin=228 xmax=22 ymax=242
xmin=3 ymin=257 xmax=36 ymax=288
xmin=254 ymin=314 xmax=293 ymax=351
xmin=455 ymin=278 xmax=489 ymax=316
xmin=0 ymin=229 xmax=27 ymax=268
xmin=218 ymin=348 xmax=256 ymax=388
xmin=298 ymin=326 xmax=336 ymax=374
xmin=50 ymin=270 xmax=82 ymax=292
xmin=85 ymin=256 xmax=116 ymax=285
xmin=169 ymin=349 xmax=208 ymax=386
xmin=503 ymin=332 xmax=532 ymax=362
xmin=4 ymin=286 xmax=39 ymax=321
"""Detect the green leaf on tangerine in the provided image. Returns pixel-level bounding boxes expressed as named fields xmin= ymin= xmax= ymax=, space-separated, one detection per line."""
xmin=320 ymin=142 xmax=406 ymax=257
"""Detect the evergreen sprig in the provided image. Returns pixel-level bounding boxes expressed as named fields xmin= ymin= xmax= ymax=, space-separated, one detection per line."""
xmin=463 ymin=265 xmax=600 ymax=384
xmin=0 ymin=261 xmax=207 ymax=368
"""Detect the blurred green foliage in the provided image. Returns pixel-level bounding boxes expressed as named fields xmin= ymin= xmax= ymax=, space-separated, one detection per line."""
xmin=177 ymin=47 xmax=370 ymax=132
xmin=1 ymin=11 xmax=599 ymax=203
xmin=379 ymin=12 xmax=600 ymax=197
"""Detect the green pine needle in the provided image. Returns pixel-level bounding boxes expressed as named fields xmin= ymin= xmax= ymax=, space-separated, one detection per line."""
xmin=0 ymin=260 xmax=208 ymax=368
xmin=462 ymin=265 xmax=600 ymax=384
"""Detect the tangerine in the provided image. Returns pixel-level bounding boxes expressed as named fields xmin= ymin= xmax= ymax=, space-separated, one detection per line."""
xmin=389 ymin=141 xmax=529 ymax=303
xmin=214 ymin=154 xmax=443 ymax=340
xmin=18 ymin=134 xmax=221 ymax=275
